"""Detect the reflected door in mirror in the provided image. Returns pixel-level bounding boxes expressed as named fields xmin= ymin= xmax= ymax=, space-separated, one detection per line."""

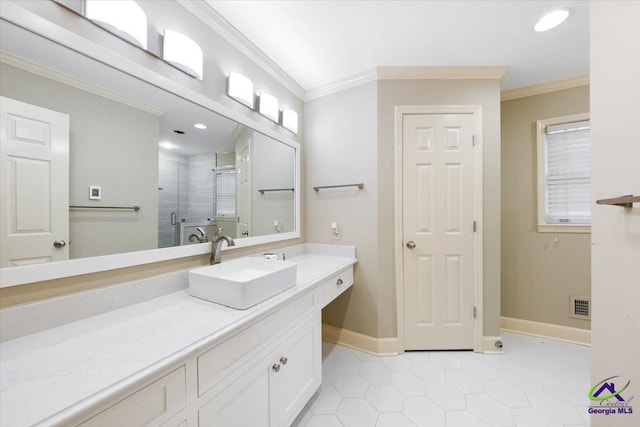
xmin=0 ymin=97 xmax=70 ymax=267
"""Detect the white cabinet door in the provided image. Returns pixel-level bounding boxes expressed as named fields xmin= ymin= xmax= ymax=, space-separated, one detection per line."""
xmin=198 ymin=313 xmax=320 ymax=427
xmin=198 ymin=360 xmax=271 ymax=427
xmin=272 ymin=314 xmax=321 ymax=427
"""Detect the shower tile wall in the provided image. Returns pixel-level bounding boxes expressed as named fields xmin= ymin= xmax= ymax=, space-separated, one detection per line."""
xmin=187 ymin=152 xmax=215 ymax=221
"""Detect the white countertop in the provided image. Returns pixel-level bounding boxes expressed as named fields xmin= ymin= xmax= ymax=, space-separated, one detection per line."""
xmin=0 ymin=248 xmax=356 ymax=426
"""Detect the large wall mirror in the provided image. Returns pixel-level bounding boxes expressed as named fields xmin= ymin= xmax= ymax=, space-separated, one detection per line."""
xmin=0 ymin=14 xmax=300 ymax=286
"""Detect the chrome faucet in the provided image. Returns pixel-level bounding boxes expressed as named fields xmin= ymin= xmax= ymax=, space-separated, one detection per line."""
xmin=210 ymin=235 xmax=235 ymax=265
xmin=188 ymin=227 xmax=208 ymax=243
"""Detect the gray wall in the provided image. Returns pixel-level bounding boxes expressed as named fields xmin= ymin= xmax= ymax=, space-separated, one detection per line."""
xmin=305 ymin=82 xmax=379 ymax=338
xmin=305 ymin=77 xmax=502 ymax=340
xmin=1 ymin=63 xmax=159 ymax=259
xmin=501 ymin=86 xmax=591 ymax=330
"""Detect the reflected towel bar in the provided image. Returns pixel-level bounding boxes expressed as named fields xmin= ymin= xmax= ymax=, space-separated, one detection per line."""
xmin=596 ymin=195 xmax=640 ymax=208
xmin=313 ymin=183 xmax=364 ymax=192
xmin=258 ymin=188 xmax=295 ymax=194
xmin=70 ymin=205 xmax=141 ymax=211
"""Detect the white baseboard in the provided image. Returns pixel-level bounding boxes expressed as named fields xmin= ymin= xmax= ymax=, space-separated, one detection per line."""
xmin=501 ymin=316 xmax=591 ymax=346
xmin=322 ymin=323 xmax=398 ymax=356
xmin=322 ymin=324 xmax=505 ymax=355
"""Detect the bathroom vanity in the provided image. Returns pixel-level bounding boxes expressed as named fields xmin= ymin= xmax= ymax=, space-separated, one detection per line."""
xmin=0 ymin=244 xmax=356 ymax=426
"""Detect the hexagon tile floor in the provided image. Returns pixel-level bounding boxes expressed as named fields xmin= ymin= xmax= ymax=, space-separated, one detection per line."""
xmin=293 ymin=332 xmax=590 ymax=427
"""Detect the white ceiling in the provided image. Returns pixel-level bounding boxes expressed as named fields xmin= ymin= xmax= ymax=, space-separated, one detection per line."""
xmin=207 ymin=0 xmax=589 ymax=92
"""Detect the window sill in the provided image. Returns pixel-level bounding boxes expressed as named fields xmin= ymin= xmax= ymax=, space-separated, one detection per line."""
xmin=537 ymin=224 xmax=591 ymax=234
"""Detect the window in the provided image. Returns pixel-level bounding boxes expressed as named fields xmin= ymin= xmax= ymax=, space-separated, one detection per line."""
xmin=536 ymin=113 xmax=591 ymax=233
xmin=215 ymin=168 xmax=236 ymax=218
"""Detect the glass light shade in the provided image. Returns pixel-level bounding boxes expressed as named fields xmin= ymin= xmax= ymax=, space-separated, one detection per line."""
xmin=227 ymin=72 xmax=255 ymax=109
xmin=281 ymin=109 xmax=298 ymax=134
xmin=534 ymin=10 xmax=570 ymax=32
xmin=85 ymin=0 xmax=148 ymax=49
xmin=163 ymin=30 xmax=204 ymax=80
xmin=258 ymin=93 xmax=279 ymax=123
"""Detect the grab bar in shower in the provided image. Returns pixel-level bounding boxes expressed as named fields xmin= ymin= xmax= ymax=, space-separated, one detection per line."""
xmin=596 ymin=195 xmax=640 ymax=208
xmin=313 ymin=183 xmax=364 ymax=192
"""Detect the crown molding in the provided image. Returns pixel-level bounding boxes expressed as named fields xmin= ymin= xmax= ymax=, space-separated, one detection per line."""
xmin=305 ymin=66 xmax=509 ymax=102
xmin=305 ymin=69 xmax=377 ymax=102
xmin=178 ymin=0 xmax=305 ymax=101
xmin=0 ymin=51 xmax=164 ymax=116
xmin=501 ymin=76 xmax=590 ymax=101
xmin=377 ymin=66 xmax=508 ymax=80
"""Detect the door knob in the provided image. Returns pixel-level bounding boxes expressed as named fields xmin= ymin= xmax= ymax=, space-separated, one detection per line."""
xmin=272 ymin=364 xmax=281 ymax=373
xmin=280 ymin=356 xmax=288 ymax=365
xmin=53 ymin=240 xmax=66 ymax=248
xmin=241 ymin=231 xmax=249 ymax=236
xmin=406 ymin=241 xmax=416 ymax=249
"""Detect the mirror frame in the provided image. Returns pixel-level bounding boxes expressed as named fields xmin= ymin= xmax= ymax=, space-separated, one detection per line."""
xmin=0 ymin=2 xmax=301 ymax=287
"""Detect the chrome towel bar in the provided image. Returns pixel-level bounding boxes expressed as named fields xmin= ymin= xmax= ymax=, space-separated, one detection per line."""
xmin=258 ymin=188 xmax=295 ymax=194
xmin=313 ymin=183 xmax=364 ymax=192
xmin=70 ymin=205 xmax=140 ymax=211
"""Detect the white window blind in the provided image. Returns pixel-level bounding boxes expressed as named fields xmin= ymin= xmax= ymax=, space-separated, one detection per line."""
xmin=215 ymin=168 xmax=236 ymax=217
xmin=544 ymin=120 xmax=591 ymax=224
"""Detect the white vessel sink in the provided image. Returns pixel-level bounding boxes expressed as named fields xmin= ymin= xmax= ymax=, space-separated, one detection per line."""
xmin=189 ymin=257 xmax=297 ymax=309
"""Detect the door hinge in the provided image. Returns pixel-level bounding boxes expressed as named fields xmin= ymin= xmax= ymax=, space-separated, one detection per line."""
xmin=473 ymin=220 xmax=477 ymax=232
xmin=472 ymin=135 xmax=477 ymax=147
xmin=473 ymin=306 xmax=477 ymax=319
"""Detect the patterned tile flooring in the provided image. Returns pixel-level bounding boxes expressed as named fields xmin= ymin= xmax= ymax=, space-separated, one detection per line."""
xmin=293 ymin=332 xmax=590 ymax=427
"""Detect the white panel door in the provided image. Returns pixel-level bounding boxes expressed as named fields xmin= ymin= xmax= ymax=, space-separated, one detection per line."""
xmin=403 ymin=113 xmax=476 ymax=350
xmin=236 ymin=140 xmax=251 ymax=238
xmin=0 ymin=96 xmax=69 ymax=268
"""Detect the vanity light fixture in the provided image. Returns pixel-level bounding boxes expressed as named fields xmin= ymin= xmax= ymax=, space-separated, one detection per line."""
xmin=163 ymin=30 xmax=204 ymax=80
xmin=227 ymin=72 xmax=255 ymax=109
xmin=281 ymin=108 xmax=298 ymax=134
xmin=194 ymin=123 xmax=207 ymax=130
xmin=85 ymin=0 xmax=148 ymax=49
xmin=534 ymin=9 xmax=570 ymax=32
xmin=258 ymin=93 xmax=279 ymax=123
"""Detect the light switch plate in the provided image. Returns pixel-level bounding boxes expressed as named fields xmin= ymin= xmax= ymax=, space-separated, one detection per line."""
xmin=89 ymin=185 xmax=102 ymax=200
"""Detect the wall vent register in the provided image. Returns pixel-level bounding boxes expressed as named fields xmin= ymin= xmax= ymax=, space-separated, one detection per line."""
xmin=570 ymin=296 xmax=591 ymax=320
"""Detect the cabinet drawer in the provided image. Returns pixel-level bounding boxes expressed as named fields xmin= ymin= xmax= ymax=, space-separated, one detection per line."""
xmin=80 ymin=366 xmax=186 ymax=427
xmin=321 ymin=266 xmax=354 ymax=308
xmin=198 ymin=290 xmax=315 ymax=397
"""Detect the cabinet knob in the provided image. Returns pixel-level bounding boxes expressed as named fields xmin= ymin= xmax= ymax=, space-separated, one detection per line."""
xmin=272 ymin=364 xmax=281 ymax=373
xmin=53 ymin=240 xmax=66 ymax=248
xmin=406 ymin=241 xmax=416 ymax=249
xmin=280 ymin=356 xmax=288 ymax=365
xmin=336 ymin=278 xmax=344 ymax=286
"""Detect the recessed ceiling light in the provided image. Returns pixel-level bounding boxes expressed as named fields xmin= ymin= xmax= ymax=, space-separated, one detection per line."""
xmin=534 ymin=9 xmax=570 ymax=32
xmin=194 ymin=123 xmax=207 ymax=130
xmin=159 ymin=141 xmax=176 ymax=150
